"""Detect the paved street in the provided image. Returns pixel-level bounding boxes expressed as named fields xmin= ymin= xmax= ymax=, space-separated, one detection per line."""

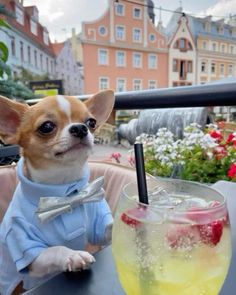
xmin=89 ymin=143 xmax=131 ymax=164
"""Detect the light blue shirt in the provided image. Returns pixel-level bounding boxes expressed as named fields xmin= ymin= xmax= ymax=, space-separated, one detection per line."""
xmin=0 ymin=158 xmax=113 ymax=295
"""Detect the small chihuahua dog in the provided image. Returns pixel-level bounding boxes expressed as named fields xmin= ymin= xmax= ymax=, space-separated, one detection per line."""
xmin=0 ymin=90 xmax=115 ymax=295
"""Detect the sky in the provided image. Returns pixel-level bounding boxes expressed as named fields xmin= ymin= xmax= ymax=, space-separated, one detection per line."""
xmin=24 ymin=0 xmax=236 ymax=42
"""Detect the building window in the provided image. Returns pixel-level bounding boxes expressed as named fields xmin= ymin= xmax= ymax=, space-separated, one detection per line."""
xmin=46 ymin=57 xmax=49 ymax=72
xmin=132 ymin=52 xmax=142 ymax=68
xmin=230 ymin=45 xmax=234 ymax=54
xmin=99 ymin=77 xmax=109 ymax=90
xmin=20 ymin=41 xmax=24 ymax=62
xmin=174 ymin=38 xmax=192 ymax=51
xmin=148 ymin=80 xmax=156 ymax=89
xmin=173 ymin=59 xmax=178 ymax=72
xmin=116 ymin=51 xmax=125 ymax=67
xmin=98 ymin=26 xmax=107 ymax=36
xmin=133 ymin=7 xmax=141 ymax=19
xmin=43 ymin=31 xmax=49 ymax=45
xmin=133 ymin=28 xmax=142 ymax=43
xmin=228 ymin=64 xmax=234 ymax=76
xmin=179 ymin=38 xmax=185 ymax=50
xmin=221 ymin=44 xmax=225 ymax=52
xmin=201 ymin=61 xmax=206 ymax=73
xmin=34 ymin=50 xmax=37 ymax=67
xmin=211 ymin=62 xmax=216 ymax=74
xmin=212 ymin=43 xmax=216 ymax=51
xmin=148 ymin=54 xmax=157 ymax=69
xmin=202 ymin=41 xmax=207 ymax=50
xmin=187 ymin=61 xmax=193 ymax=73
xmin=15 ymin=6 xmax=24 ymax=25
xmin=203 ymin=22 xmax=210 ymax=32
xmin=40 ymin=54 xmax=43 ymax=70
xmin=98 ymin=49 xmax=108 ymax=65
xmin=133 ymin=79 xmax=142 ymax=91
xmin=51 ymin=60 xmax=54 ymax=74
xmin=116 ymin=26 xmax=125 ymax=40
xmin=220 ymin=64 xmax=225 ymax=76
xmin=218 ymin=26 xmax=224 ymax=35
xmin=30 ymin=19 xmax=37 ymax=35
xmin=116 ymin=78 xmax=126 ymax=92
xmin=27 ymin=46 xmax=31 ymax=64
xmin=115 ymin=3 xmax=124 ymax=16
xmin=149 ymin=33 xmax=155 ymax=42
xmin=11 ymin=37 xmax=16 ymax=56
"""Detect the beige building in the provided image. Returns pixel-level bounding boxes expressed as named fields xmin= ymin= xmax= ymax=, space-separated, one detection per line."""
xmin=195 ymin=16 xmax=236 ymax=85
xmin=167 ymin=8 xmax=236 ymax=86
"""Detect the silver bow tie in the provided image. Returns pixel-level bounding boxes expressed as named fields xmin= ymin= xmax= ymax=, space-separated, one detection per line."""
xmin=36 ymin=177 xmax=105 ymax=224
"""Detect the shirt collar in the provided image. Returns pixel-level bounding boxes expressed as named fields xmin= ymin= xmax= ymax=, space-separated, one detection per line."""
xmin=17 ymin=158 xmax=90 ymax=205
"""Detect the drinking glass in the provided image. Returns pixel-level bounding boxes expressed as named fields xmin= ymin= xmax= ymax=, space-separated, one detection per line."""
xmin=112 ymin=178 xmax=232 ymax=295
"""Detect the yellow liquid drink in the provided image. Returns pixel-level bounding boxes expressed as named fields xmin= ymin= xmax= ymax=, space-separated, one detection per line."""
xmin=112 ymin=179 xmax=232 ymax=295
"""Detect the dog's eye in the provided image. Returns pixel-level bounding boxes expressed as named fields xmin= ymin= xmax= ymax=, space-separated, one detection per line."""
xmin=85 ymin=118 xmax=96 ymax=129
xmin=37 ymin=121 xmax=56 ymax=135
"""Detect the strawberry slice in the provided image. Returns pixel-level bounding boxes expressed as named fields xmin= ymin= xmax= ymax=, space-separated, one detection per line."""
xmin=186 ymin=203 xmax=224 ymax=246
xmin=166 ymin=225 xmax=200 ymax=249
xmin=198 ymin=221 xmax=223 ymax=246
xmin=166 ymin=201 xmax=224 ymax=249
xmin=120 ymin=206 xmax=146 ymax=228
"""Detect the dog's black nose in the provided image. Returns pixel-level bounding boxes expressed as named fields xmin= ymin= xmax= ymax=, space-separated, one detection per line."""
xmin=69 ymin=124 xmax=88 ymax=139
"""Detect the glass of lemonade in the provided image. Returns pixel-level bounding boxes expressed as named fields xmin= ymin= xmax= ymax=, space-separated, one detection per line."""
xmin=112 ymin=178 xmax=232 ymax=295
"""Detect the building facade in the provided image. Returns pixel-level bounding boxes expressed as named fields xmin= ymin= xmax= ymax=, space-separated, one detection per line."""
xmin=167 ymin=12 xmax=196 ymax=87
xmin=0 ymin=0 xmax=55 ymax=79
xmin=80 ymin=0 xmax=168 ymax=94
xmin=193 ymin=16 xmax=236 ymax=85
xmin=52 ymin=40 xmax=83 ymax=95
xmin=167 ymin=8 xmax=236 ymax=86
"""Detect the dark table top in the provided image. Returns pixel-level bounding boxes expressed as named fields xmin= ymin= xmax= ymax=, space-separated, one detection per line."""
xmin=24 ymin=181 xmax=236 ymax=295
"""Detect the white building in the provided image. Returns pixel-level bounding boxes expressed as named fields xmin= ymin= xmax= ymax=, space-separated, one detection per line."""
xmin=166 ymin=10 xmax=197 ymax=87
xmin=52 ymin=40 xmax=83 ymax=95
xmin=0 ymin=0 xmax=55 ymax=79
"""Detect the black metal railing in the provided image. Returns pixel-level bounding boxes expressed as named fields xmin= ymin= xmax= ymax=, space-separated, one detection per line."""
xmin=1 ymin=82 xmax=236 ymax=164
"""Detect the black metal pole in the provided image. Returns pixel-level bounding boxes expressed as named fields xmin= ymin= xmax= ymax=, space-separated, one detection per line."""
xmin=114 ymin=82 xmax=236 ymax=110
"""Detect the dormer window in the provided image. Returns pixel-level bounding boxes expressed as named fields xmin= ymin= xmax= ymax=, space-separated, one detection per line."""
xmin=43 ymin=30 xmax=49 ymax=45
xmin=30 ymin=19 xmax=37 ymax=35
xmin=15 ymin=6 xmax=24 ymax=25
xmin=217 ymin=26 xmax=224 ymax=35
xmin=203 ymin=22 xmax=210 ymax=32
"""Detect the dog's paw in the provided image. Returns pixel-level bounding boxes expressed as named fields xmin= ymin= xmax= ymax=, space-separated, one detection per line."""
xmin=63 ymin=250 xmax=95 ymax=272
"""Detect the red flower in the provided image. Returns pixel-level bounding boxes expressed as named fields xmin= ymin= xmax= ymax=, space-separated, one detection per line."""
xmin=227 ymin=163 xmax=236 ymax=179
xmin=110 ymin=152 xmax=122 ymax=163
xmin=209 ymin=130 xmax=223 ymax=142
xmin=214 ymin=146 xmax=227 ymax=159
xmin=226 ymin=133 xmax=236 ymax=147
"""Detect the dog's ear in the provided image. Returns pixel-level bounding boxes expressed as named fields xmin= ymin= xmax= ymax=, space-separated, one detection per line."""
xmin=0 ymin=95 xmax=29 ymax=144
xmin=84 ymin=90 xmax=115 ymax=127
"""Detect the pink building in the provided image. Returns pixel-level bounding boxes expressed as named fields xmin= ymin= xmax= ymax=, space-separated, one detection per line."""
xmin=81 ymin=0 xmax=168 ymax=94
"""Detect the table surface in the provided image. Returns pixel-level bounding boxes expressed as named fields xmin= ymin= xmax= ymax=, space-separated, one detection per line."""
xmin=24 ymin=181 xmax=236 ymax=295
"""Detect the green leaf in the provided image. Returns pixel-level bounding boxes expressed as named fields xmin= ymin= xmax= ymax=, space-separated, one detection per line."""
xmin=0 ymin=19 xmax=11 ymax=30
xmin=0 ymin=42 xmax=9 ymax=62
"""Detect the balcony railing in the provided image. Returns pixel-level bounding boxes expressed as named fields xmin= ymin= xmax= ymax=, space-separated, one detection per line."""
xmin=1 ymin=82 xmax=236 ymax=164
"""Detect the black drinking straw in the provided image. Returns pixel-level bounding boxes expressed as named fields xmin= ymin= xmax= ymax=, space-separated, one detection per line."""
xmin=134 ymin=143 xmax=149 ymax=205
xmin=134 ymin=143 xmax=153 ymax=293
